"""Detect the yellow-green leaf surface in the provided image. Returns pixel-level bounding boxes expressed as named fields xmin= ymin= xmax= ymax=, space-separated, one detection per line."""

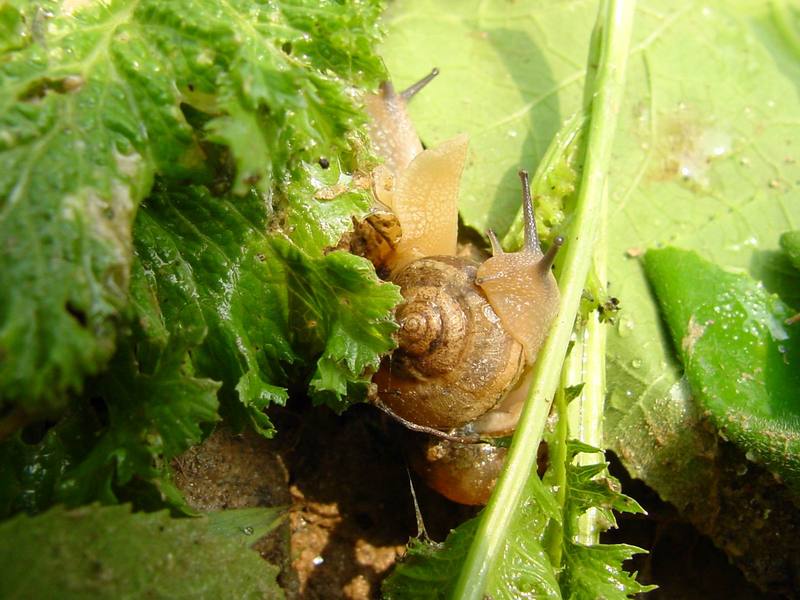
xmin=381 ymin=0 xmax=800 ymax=506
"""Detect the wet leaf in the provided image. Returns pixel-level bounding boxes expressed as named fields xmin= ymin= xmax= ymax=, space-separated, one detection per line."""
xmin=0 ymin=504 xmax=285 ymax=599
xmin=645 ymin=247 xmax=800 ymax=489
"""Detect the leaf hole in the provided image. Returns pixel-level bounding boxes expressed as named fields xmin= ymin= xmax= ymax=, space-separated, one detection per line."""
xmin=88 ymin=396 xmax=110 ymax=428
xmin=20 ymin=420 xmax=54 ymax=444
xmin=19 ymin=75 xmax=83 ymax=101
xmin=66 ymin=302 xmax=88 ymax=327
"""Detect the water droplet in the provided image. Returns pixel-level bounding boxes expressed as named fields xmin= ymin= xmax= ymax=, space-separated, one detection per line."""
xmin=617 ymin=315 xmax=635 ymax=337
xmin=242 ymin=526 xmax=254 ymax=536
xmin=312 ymin=555 xmax=324 ymax=566
xmin=630 ymin=358 xmax=642 ymax=369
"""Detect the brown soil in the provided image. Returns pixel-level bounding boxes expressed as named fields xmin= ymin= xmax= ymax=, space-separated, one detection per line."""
xmin=175 ymin=402 xmax=790 ymax=599
xmin=174 ymin=403 xmax=474 ymax=599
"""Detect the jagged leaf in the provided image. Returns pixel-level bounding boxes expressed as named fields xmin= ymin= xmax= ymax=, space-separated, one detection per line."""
xmin=0 ymin=0 xmax=384 ymax=417
xmin=560 ymin=542 xmax=653 ymax=600
xmin=136 ymin=185 xmax=400 ymax=433
xmin=0 ymin=255 xmax=220 ymax=516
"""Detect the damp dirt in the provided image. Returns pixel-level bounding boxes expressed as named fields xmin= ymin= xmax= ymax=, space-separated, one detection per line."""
xmin=175 ymin=401 xmax=790 ymax=599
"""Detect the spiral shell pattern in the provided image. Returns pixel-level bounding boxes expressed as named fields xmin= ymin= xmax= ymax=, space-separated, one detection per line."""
xmin=376 ymin=256 xmax=526 ymax=429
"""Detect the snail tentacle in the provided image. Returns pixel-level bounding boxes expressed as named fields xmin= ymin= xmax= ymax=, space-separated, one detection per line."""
xmin=486 ymin=229 xmax=504 ymax=256
xmin=519 ymin=169 xmax=542 ymax=254
xmin=400 ymin=67 xmax=440 ymax=101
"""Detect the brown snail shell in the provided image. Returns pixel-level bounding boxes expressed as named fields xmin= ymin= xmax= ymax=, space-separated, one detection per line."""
xmin=374 ymin=256 xmax=526 ymax=430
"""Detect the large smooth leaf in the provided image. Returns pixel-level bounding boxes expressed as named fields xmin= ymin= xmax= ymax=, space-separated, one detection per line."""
xmin=380 ymin=0 xmax=800 ymax=508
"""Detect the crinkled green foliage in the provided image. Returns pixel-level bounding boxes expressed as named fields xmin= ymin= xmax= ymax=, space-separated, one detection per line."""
xmin=0 ymin=179 xmax=399 ymax=516
xmin=0 ymin=257 xmax=219 ymax=516
xmin=645 ymin=247 xmax=800 ymax=490
xmin=136 ymin=185 xmax=399 ymax=433
xmin=0 ymin=0 xmax=385 ymax=416
xmin=1 ymin=0 xmax=396 ymax=517
xmin=0 ymin=504 xmax=285 ymax=599
xmin=383 ymin=443 xmax=650 ymax=599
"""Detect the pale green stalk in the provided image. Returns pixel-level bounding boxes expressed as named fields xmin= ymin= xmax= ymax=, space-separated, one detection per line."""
xmin=452 ymin=2 xmax=635 ymax=598
xmin=567 ymin=182 xmax=609 ymax=545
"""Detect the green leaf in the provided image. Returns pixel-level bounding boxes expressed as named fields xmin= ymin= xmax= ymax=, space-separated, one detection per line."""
xmin=644 ymin=247 xmax=800 ymax=489
xmin=136 ymin=185 xmax=400 ymax=432
xmin=382 ymin=0 xmax=800 ymax=515
xmin=560 ymin=542 xmax=653 ymax=600
xmin=384 ymin=447 xmax=650 ymax=600
xmin=0 ymin=0 xmax=384 ymax=417
xmin=382 ymin=519 xmax=479 ymax=600
xmin=0 ymin=504 xmax=284 ymax=599
xmin=0 ymin=290 xmax=220 ymax=515
xmin=780 ymin=230 xmax=800 ymax=272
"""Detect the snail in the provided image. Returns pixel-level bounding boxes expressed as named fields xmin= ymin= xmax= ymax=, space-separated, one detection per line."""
xmin=362 ymin=70 xmax=562 ymax=504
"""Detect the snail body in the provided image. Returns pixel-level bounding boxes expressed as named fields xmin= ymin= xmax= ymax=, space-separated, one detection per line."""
xmin=364 ymin=71 xmax=561 ymax=504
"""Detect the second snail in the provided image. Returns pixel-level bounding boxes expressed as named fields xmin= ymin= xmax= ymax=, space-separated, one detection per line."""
xmin=356 ymin=69 xmax=562 ymax=505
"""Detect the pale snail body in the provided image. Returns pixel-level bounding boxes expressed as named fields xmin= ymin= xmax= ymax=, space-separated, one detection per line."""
xmin=408 ymin=437 xmax=507 ymax=507
xmin=364 ymin=70 xmax=561 ymax=504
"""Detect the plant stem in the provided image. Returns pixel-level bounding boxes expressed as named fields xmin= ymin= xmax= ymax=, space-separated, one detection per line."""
xmin=568 ymin=183 xmax=609 ymax=545
xmin=545 ymin=368 xmax=570 ymax=567
xmin=452 ymin=2 xmax=635 ymax=598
